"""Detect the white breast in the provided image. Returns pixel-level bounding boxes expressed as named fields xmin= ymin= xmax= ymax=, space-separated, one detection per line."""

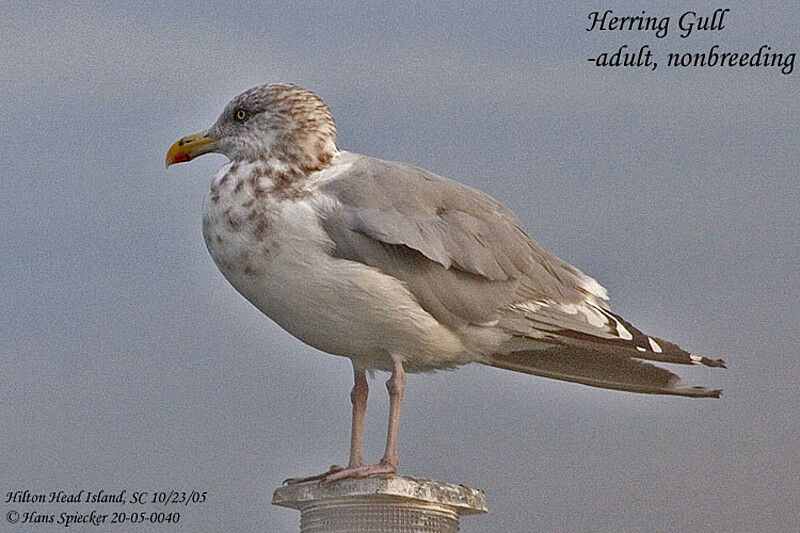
xmin=201 ymin=159 xmax=471 ymax=372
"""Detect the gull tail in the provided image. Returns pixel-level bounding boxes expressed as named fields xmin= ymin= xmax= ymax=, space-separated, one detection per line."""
xmin=483 ymin=347 xmax=722 ymax=398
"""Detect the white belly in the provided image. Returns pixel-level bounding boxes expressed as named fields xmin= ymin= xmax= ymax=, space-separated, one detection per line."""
xmin=201 ymin=164 xmax=469 ymax=372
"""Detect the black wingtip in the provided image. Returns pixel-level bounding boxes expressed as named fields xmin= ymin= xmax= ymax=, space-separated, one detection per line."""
xmin=684 ymin=386 xmax=722 ymax=398
xmin=702 ymin=357 xmax=727 ymax=369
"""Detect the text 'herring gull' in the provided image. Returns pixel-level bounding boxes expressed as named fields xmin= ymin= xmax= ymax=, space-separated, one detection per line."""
xmin=166 ymin=83 xmax=725 ymax=483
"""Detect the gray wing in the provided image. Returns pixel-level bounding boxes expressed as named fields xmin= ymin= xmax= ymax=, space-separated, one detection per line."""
xmin=317 ymin=153 xmax=725 ymax=396
xmin=318 ymin=154 xmax=607 ymax=330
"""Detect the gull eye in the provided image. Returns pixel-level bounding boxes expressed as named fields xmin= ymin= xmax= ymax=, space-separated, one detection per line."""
xmin=235 ymin=109 xmax=248 ymax=121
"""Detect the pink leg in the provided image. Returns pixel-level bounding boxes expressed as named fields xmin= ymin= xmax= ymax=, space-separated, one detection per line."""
xmin=347 ymin=365 xmax=368 ymax=468
xmin=379 ymin=358 xmax=406 ymax=468
xmin=284 ymin=363 xmax=371 ymax=485
xmin=324 ymin=358 xmax=406 ymax=483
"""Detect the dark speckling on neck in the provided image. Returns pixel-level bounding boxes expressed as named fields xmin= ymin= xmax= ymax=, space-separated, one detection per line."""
xmin=213 ymin=83 xmax=338 ymax=177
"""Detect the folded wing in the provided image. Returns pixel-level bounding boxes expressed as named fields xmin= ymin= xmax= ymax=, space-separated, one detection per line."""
xmin=318 ymin=154 xmax=724 ymax=396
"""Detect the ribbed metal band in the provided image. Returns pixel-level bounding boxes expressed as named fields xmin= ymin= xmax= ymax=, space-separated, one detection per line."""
xmin=299 ymin=497 xmax=459 ymax=533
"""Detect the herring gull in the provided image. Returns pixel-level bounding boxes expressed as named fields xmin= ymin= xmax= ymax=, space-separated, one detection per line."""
xmin=166 ymin=83 xmax=724 ymax=483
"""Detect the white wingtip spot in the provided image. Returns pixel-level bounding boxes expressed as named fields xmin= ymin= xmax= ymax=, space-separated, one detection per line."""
xmin=648 ymin=337 xmax=663 ymax=353
xmin=636 ymin=346 xmax=647 ymax=352
xmin=614 ymin=320 xmax=633 ymax=340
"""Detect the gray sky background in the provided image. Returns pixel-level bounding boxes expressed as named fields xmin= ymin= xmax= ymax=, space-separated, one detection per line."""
xmin=2 ymin=1 xmax=798 ymax=531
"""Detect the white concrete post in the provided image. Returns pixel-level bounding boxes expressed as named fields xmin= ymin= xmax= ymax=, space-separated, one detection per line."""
xmin=272 ymin=474 xmax=487 ymax=532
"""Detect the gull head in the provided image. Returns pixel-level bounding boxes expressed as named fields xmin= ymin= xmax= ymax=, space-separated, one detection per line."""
xmin=166 ymin=83 xmax=337 ymax=173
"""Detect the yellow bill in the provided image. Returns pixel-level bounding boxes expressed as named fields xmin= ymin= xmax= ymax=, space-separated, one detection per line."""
xmin=165 ymin=130 xmax=218 ymax=168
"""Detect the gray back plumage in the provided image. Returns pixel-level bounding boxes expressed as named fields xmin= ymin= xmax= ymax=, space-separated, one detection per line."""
xmin=317 ymin=153 xmax=724 ymax=397
xmin=319 ymin=154 xmax=597 ymax=327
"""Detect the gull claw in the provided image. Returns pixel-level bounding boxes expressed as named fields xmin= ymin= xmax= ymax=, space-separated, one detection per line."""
xmin=283 ymin=465 xmax=344 ymax=485
xmin=322 ymin=461 xmax=397 ymax=484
